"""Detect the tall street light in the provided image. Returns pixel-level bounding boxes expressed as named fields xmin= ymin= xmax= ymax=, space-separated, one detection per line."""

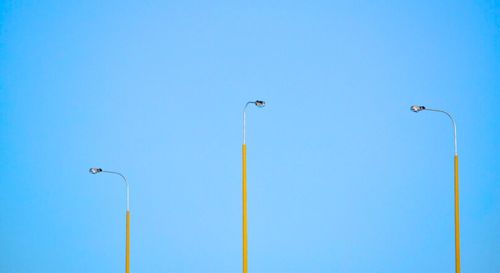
xmin=242 ymin=100 xmax=265 ymax=273
xmin=411 ymin=105 xmax=460 ymax=273
xmin=89 ymin=167 xmax=130 ymax=273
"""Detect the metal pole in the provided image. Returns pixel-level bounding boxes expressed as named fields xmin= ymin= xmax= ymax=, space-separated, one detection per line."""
xmin=100 ymin=170 xmax=130 ymax=273
xmin=241 ymin=100 xmax=264 ymax=273
xmin=242 ymin=102 xmax=251 ymax=273
xmin=411 ymin=107 xmax=460 ymax=273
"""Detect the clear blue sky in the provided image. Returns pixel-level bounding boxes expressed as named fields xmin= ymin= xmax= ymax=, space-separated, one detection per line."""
xmin=1 ymin=1 xmax=499 ymax=272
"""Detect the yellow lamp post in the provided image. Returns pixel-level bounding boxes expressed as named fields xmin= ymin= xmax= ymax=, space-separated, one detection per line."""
xmin=89 ymin=167 xmax=130 ymax=273
xmin=411 ymin=105 xmax=460 ymax=273
xmin=242 ymin=100 xmax=265 ymax=273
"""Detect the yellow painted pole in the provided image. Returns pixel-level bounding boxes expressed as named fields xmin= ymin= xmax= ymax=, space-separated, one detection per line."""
xmin=126 ymin=211 xmax=130 ymax=273
xmin=454 ymin=155 xmax=460 ymax=273
xmin=242 ymin=144 xmax=248 ymax=273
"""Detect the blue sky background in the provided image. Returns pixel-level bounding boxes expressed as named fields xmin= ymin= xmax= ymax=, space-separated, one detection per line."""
xmin=1 ymin=1 xmax=499 ymax=272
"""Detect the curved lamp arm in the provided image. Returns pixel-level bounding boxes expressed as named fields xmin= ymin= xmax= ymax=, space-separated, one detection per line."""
xmin=89 ymin=168 xmax=130 ymax=211
xmin=243 ymin=100 xmax=265 ymax=144
xmin=410 ymin=105 xmax=457 ymax=155
xmin=424 ymin=108 xmax=457 ymax=155
xmin=102 ymin=170 xmax=130 ymax=211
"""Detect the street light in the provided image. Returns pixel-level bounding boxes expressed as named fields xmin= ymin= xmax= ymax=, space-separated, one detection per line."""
xmin=242 ymin=100 xmax=265 ymax=273
xmin=89 ymin=167 xmax=130 ymax=273
xmin=410 ymin=105 xmax=460 ymax=273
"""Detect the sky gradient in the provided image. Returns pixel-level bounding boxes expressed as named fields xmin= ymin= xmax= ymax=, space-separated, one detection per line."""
xmin=1 ymin=1 xmax=499 ymax=272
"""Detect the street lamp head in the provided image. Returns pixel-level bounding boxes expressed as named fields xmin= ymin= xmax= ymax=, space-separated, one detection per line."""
xmin=411 ymin=105 xmax=426 ymax=113
xmin=89 ymin=167 xmax=103 ymax=174
xmin=255 ymin=100 xmax=266 ymax=107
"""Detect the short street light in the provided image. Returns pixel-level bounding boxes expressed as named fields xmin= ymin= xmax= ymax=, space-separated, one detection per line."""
xmin=89 ymin=167 xmax=130 ymax=273
xmin=242 ymin=100 xmax=265 ymax=273
xmin=410 ymin=105 xmax=460 ymax=273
